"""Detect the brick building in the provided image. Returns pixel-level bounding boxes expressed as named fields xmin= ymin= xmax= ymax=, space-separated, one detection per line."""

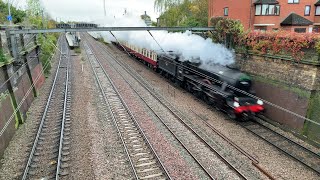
xmin=208 ymin=0 xmax=320 ymax=32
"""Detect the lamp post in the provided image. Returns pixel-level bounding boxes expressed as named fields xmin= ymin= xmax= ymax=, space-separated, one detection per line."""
xmin=103 ymin=0 xmax=106 ymax=16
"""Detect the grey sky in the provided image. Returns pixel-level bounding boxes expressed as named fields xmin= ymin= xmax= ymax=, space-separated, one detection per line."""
xmin=15 ymin=0 xmax=159 ymax=21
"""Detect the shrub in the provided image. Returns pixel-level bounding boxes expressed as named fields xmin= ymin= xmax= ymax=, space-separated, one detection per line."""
xmin=38 ymin=34 xmax=57 ymax=75
xmin=210 ymin=16 xmax=244 ymax=45
xmin=239 ymin=30 xmax=320 ymax=60
xmin=0 ymin=48 xmax=6 ymax=63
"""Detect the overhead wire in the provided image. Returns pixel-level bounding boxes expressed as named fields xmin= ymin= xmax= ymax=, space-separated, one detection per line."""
xmin=109 ymin=31 xmax=134 ymax=57
xmin=142 ymin=30 xmax=320 ymax=127
xmin=147 ymin=30 xmax=166 ymax=54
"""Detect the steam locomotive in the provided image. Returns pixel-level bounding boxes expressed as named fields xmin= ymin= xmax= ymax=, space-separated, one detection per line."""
xmin=112 ymin=41 xmax=264 ymax=120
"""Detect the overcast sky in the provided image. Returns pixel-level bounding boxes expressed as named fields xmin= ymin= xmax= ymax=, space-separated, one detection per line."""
xmin=13 ymin=0 xmax=159 ymax=22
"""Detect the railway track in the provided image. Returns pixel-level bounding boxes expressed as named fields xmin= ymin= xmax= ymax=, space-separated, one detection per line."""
xmin=85 ymin=34 xmax=249 ymax=179
xmin=167 ymin=69 xmax=320 ymax=176
xmin=240 ymin=117 xmax=320 ymax=175
xmin=22 ymin=35 xmax=71 ymax=179
xmin=83 ymin=41 xmax=171 ymax=180
xmin=172 ymin=81 xmax=320 ymax=177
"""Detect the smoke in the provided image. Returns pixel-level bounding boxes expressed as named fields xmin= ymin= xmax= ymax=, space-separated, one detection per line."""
xmin=92 ymin=13 xmax=235 ymax=65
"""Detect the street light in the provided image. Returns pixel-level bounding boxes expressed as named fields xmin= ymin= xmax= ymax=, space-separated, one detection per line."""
xmin=103 ymin=0 xmax=106 ymax=16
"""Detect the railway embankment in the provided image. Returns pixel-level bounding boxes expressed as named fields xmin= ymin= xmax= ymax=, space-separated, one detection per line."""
xmin=236 ymin=53 xmax=320 ymax=145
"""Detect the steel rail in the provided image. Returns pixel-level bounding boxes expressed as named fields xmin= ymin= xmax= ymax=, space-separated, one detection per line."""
xmin=56 ymin=39 xmax=70 ymax=179
xmin=99 ymin=56 xmax=216 ymax=179
xmin=9 ymin=27 xmax=215 ymax=35
xmin=240 ymin=117 xmax=320 ymax=175
xmin=190 ymin=109 xmax=276 ymax=180
xmin=88 ymin=34 xmax=248 ymax=179
xmin=83 ymin=40 xmax=172 ymax=180
xmin=107 ymin=37 xmax=319 ymax=177
xmin=84 ymin=42 xmax=139 ymax=179
xmin=191 ymin=110 xmax=259 ymax=164
xmin=85 ymin=35 xmax=216 ymax=179
xmin=22 ymin=36 xmax=68 ymax=179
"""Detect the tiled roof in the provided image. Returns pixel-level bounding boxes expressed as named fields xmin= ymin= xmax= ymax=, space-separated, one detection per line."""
xmin=315 ymin=0 xmax=320 ymax=5
xmin=280 ymin=13 xmax=313 ymax=26
xmin=254 ymin=0 xmax=279 ymax=4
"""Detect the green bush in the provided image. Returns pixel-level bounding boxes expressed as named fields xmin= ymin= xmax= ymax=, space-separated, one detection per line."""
xmin=0 ymin=48 xmax=6 ymax=63
xmin=209 ymin=17 xmax=244 ymax=45
xmin=38 ymin=34 xmax=57 ymax=75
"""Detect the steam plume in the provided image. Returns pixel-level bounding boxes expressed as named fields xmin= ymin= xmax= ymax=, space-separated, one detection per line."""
xmin=92 ymin=13 xmax=235 ymax=65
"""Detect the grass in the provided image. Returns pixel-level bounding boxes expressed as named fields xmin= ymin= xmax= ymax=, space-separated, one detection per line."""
xmin=74 ymin=47 xmax=81 ymax=54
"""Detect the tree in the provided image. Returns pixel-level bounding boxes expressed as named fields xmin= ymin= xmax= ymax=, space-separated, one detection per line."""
xmin=209 ymin=17 xmax=244 ymax=47
xmin=26 ymin=0 xmax=43 ymax=28
xmin=25 ymin=0 xmax=58 ymax=75
xmin=0 ymin=1 xmax=26 ymax=24
xmin=157 ymin=0 xmax=208 ymax=27
xmin=154 ymin=0 xmax=182 ymax=12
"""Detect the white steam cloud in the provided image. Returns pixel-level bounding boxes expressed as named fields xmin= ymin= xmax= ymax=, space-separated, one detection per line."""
xmin=92 ymin=13 xmax=235 ymax=65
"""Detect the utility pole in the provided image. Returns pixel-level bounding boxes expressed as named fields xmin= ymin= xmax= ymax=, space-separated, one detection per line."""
xmin=8 ymin=0 xmax=12 ymax=25
xmin=103 ymin=0 xmax=106 ymax=16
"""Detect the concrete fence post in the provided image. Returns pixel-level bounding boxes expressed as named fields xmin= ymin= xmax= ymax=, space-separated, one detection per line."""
xmin=20 ymin=34 xmax=38 ymax=97
xmin=4 ymin=64 xmax=23 ymax=125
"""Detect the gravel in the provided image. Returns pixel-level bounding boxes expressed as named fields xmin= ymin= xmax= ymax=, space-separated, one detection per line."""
xmin=82 ymin=42 xmax=135 ymax=179
xmin=60 ymin=50 xmax=95 ymax=179
xmin=85 ymin=37 xmax=205 ymax=179
xmin=103 ymin=42 xmax=320 ymax=180
xmin=88 ymin=37 xmax=251 ymax=179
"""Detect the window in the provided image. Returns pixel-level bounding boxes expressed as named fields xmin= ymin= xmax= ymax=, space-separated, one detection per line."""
xmin=224 ymin=7 xmax=229 ymax=16
xmin=254 ymin=26 xmax=267 ymax=32
xmin=255 ymin=4 xmax=280 ymax=15
xmin=316 ymin=6 xmax=320 ymax=15
xmin=261 ymin=4 xmax=268 ymax=15
xmin=294 ymin=28 xmax=306 ymax=33
xmin=288 ymin=0 xmax=299 ymax=3
xmin=255 ymin=5 xmax=261 ymax=15
xmin=305 ymin=5 xmax=311 ymax=16
xmin=269 ymin=5 xmax=275 ymax=15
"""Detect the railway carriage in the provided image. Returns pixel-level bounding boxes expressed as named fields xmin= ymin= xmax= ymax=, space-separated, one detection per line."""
xmin=120 ymin=42 xmax=158 ymax=69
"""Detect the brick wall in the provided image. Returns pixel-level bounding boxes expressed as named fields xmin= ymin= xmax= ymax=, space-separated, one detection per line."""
xmin=208 ymin=0 xmax=253 ymax=29
xmin=236 ymin=54 xmax=320 ymax=91
xmin=236 ymin=53 xmax=320 ymax=143
xmin=209 ymin=0 xmax=319 ymax=31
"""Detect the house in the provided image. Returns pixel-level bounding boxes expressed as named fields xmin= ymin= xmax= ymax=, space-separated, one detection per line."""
xmin=141 ymin=11 xmax=152 ymax=26
xmin=208 ymin=0 xmax=320 ymax=32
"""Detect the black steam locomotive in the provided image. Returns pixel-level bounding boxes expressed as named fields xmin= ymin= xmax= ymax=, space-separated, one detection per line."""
xmin=111 ymin=41 xmax=264 ymax=120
